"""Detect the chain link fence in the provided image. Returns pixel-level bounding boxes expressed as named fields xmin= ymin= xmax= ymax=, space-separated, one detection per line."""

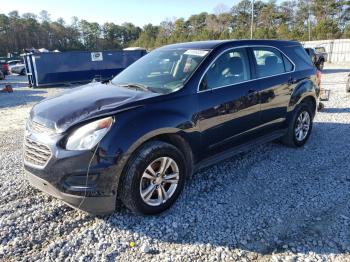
xmin=302 ymin=39 xmax=350 ymax=63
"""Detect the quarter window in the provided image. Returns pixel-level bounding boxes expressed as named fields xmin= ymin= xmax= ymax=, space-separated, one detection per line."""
xmin=200 ymin=48 xmax=251 ymax=91
xmin=283 ymin=56 xmax=294 ymax=72
xmin=252 ymin=47 xmax=292 ymax=78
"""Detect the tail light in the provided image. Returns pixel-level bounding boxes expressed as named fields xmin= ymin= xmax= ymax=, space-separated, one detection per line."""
xmin=2 ymin=63 xmax=9 ymax=71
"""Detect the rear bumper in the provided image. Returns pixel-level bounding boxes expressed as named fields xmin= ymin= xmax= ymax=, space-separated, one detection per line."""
xmin=26 ymin=171 xmax=116 ymax=215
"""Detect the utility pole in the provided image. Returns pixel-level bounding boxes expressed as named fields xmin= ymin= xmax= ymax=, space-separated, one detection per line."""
xmin=308 ymin=0 xmax=311 ymax=41
xmin=251 ymin=0 xmax=254 ymax=39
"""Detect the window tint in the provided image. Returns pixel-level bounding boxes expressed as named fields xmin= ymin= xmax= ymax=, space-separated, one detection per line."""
xmin=252 ymin=48 xmax=286 ymax=77
xmin=200 ymin=48 xmax=250 ymax=90
xmin=283 ymin=55 xmax=294 ymax=72
xmin=294 ymin=46 xmax=314 ymax=69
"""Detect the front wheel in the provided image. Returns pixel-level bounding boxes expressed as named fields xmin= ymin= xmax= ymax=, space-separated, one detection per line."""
xmin=119 ymin=141 xmax=186 ymax=215
xmin=281 ymin=103 xmax=314 ymax=147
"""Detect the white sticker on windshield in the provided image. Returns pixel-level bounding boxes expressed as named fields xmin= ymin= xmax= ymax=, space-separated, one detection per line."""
xmin=184 ymin=49 xmax=209 ymax=57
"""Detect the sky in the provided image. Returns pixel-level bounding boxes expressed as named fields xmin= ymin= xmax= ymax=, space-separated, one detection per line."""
xmin=2 ymin=0 xmax=244 ymax=27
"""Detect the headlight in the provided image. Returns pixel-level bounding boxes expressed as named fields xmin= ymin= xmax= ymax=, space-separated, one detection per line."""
xmin=65 ymin=117 xmax=114 ymax=151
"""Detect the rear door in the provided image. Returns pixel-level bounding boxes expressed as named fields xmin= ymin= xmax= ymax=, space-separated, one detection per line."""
xmin=248 ymin=46 xmax=294 ymax=132
xmin=196 ymin=47 xmax=261 ymax=151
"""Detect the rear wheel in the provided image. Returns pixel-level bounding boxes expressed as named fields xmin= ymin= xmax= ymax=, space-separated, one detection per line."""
xmin=20 ymin=68 xmax=26 ymax=75
xmin=281 ymin=102 xmax=314 ymax=147
xmin=119 ymin=141 xmax=186 ymax=215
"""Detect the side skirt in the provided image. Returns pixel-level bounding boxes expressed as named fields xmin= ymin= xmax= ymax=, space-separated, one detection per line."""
xmin=194 ymin=129 xmax=286 ymax=172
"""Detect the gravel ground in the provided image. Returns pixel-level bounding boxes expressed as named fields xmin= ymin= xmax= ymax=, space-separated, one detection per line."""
xmin=0 ymin=65 xmax=350 ymax=262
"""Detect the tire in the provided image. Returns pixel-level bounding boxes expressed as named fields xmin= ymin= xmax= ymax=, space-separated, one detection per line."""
xmin=346 ymin=75 xmax=350 ymax=93
xmin=119 ymin=141 xmax=186 ymax=215
xmin=0 ymin=72 xmax=4 ymax=80
xmin=281 ymin=102 xmax=314 ymax=147
xmin=20 ymin=69 xmax=26 ymax=75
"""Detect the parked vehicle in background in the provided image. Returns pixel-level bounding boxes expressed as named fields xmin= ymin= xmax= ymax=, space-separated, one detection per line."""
xmin=0 ymin=60 xmax=9 ymax=75
xmin=304 ymin=48 xmax=324 ymax=109
xmin=7 ymin=59 xmax=22 ymax=67
xmin=24 ymin=40 xmax=319 ymax=215
xmin=315 ymin=46 xmax=328 ymax=67
xmin=304 ymin=47 xmax=327 ymax=70
xmin=10 ymin=62 xmax=26 ymax=75
xmin=8 ymin=59 xmax=25 ymax=75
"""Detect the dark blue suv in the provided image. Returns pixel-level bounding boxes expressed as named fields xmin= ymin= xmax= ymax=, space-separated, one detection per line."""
xmin=24 ymin=40 xmax=319 ymax=215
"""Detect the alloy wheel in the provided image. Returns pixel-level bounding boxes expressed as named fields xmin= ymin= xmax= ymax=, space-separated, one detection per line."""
xmin=295 ymin=111 xmax=311 ymax=142
xmin=139 ymin=157 xmax=179 ymax=206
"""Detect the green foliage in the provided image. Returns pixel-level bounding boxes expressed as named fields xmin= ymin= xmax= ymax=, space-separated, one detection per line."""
xmin=0 ymin=0 xmax=349 ymax=55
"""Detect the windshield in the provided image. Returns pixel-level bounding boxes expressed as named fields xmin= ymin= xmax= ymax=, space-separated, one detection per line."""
xmin=111 ymin=48 xmax=210 ymax=94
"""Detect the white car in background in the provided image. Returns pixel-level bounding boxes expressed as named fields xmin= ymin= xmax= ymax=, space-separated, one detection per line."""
xmin=9 ymin=60 xmax=26 ymax=75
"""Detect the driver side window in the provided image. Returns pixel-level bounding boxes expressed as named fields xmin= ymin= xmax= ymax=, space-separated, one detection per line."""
xmin=200 ymin=48 xmax=251 ymax=91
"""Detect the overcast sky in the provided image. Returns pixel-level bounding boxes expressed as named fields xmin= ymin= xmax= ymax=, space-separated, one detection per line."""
xmin=2 ymin=0 xmax=245 ymax=26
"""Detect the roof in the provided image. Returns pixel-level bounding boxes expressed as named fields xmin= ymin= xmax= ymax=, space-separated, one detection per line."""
xmin=159 ymin=39 xmax=300 ymax=50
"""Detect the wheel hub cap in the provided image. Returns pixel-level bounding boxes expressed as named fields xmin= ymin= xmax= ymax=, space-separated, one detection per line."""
xmin=154 ymin=175 xmax=162 ymax=185
xmin=295 ymin=111 xmax=311 ymax=142
xmin=140 ymin=157 xmax=179 ymax=206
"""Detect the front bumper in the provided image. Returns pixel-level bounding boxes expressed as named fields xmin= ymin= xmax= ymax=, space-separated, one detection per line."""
xmin=23 ymin=126 xmax=121 ymax=215
xmin=26 ymin=171 xmax=116 ymax=215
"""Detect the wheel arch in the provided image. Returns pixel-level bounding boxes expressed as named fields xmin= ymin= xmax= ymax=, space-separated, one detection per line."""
xmin=300 ymin=96 xmax=317 ymax=117
xmin=114 ymin=129 xmax=196 ymax=199
xmin=288 ymin=79 xmax=318 ymax=113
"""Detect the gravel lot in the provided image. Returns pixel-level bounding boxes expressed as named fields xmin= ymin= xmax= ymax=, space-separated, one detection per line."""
xmin=0 ymin=65 xmax=350 ymax=262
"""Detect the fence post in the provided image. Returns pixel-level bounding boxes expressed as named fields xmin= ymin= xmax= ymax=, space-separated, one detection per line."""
xmin=329 ymin=40 xmax=334 ymax=63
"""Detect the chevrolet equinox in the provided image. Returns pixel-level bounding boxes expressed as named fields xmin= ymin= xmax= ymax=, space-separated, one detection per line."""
xmin=24 ymin=40 xmax=319 ymax=215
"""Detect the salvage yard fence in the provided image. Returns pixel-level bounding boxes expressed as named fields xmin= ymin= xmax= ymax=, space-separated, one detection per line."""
xmin=302 ymin=39 xmax=350 ymax=63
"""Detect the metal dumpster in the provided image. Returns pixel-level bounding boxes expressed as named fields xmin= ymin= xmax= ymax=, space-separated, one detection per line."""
xmin=23 ymin=50 xmax=147 ymax=87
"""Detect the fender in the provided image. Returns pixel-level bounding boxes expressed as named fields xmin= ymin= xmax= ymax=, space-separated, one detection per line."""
xmin=99 ymin=107 xmax=200 ymax=193
xmin=287 ymin=79 xmax=318 ymax=113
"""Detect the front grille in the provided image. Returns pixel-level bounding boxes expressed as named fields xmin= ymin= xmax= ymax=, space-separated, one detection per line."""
xmin=27 ymin=120 xmax=55 ymax=135
xmin=24 ymin=138 xmax=52 ymax=167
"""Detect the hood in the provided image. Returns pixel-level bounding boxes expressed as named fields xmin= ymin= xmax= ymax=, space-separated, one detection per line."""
xmin=30 ymin=82 xmax=159 ymax=132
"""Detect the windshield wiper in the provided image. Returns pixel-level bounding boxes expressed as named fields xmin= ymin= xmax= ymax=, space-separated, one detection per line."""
xmin=118 ymin=83 xmax=151 ymax=92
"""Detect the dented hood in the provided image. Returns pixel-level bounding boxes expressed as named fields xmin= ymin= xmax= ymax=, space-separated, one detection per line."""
xmin=30 ymin=82 xmax=159 ymax=132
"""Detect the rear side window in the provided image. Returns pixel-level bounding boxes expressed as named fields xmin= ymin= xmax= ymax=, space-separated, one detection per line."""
xmin=315 ymin=47 xmax=326 ymax=53
xmin=293 ymin=46 xmax=314 ymax=69
xmin=200 ymin=48 xmax=251 ymax=90
xmin=252 ymin=47 xmax=292 ymax=78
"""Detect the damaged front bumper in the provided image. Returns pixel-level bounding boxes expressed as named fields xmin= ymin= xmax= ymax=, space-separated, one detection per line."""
xmin=25 ymin=171 xmax=116 ymax=215
xmin=23 ymin=127 xmax=119 ymax=215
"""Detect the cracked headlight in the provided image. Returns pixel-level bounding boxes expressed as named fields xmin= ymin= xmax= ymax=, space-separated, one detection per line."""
xmin=65 ymin=117 xmax=114 ymax=151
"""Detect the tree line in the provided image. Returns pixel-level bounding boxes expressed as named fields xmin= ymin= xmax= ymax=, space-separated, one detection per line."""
xmin=0 ymin=0 xmax=349 ymax=55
